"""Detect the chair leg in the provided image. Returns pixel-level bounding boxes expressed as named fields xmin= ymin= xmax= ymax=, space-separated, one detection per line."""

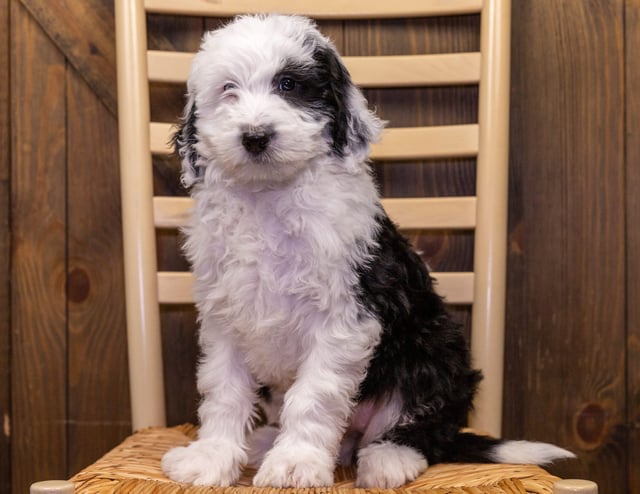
xmin=30 ymin=480 xmax=75 ymax=493
xmin=553 ymin=479 xmax=598 ymax=493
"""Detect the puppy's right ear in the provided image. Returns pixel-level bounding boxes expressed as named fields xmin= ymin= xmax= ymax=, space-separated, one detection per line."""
xmin=172 ymin=95 xmax=202 ymax=188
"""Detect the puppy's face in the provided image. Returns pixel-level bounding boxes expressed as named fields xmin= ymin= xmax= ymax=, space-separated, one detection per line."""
xmin=176 ymin=15 xmax=382 ymax=187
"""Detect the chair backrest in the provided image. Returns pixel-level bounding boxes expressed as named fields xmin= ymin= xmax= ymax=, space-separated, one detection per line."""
xmin=115 ymin=0 xmax=511 ymax=438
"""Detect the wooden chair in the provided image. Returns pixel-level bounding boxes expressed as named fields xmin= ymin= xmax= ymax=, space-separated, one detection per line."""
xmin=31 ymin=0 xmax=597 ymax=493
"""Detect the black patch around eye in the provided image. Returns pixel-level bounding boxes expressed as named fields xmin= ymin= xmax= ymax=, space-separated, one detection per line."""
xmin=272 ymin=65 xmax=328 ymax=109
xmin=274 ymin=49 xmax=351 ymax=156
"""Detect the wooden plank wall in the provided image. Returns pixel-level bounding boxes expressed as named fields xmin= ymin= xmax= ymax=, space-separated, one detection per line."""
xmin=0 ymin=0 xmax=11 ymax=491
xmin=9 ymin=0 xmax=128 ymax=491
xmin=626 ymin=0 xmax=640 ymax=491
xmin=505 ymin=1 xmax=627 ymax=491
xmin=1 ymin=0 xmax=638 ymax=493
xmin=11 ymin=1 xmax=69 ymax=489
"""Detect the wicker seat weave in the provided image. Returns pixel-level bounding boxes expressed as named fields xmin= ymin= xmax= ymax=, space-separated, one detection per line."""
xmin=70 ymin=425 xmax=560 ymax=494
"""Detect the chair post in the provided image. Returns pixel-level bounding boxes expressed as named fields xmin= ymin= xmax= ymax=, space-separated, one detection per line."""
xmin=469 ymin=0 xmax=511 ymax=438
xmin=115 ymin=0 xmax=167 ymax=430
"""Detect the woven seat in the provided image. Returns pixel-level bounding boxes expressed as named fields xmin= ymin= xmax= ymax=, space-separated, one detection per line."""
xmin=69 ymin=425 xmax=560 ymax=494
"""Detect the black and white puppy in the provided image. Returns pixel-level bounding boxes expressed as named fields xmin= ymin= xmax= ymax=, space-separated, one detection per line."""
xmin=161 ymin=14 xmax=574 ymax=488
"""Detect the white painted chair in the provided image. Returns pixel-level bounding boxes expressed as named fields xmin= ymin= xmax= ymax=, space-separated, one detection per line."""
xmin=31 ymin=0 xmax=597 ymax=492
xmin=132 ymin=0 xmax=509 ymax=439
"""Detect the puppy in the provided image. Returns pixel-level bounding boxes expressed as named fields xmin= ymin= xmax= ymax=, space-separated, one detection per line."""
xmin=161 ymin=14 xmax=574 ymax=488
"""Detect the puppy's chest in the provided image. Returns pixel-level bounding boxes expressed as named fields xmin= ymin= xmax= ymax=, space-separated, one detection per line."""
xmin=201 ymin=193 xmax=357 ymax=321
xmin=205 ymin=197 xmax=355 ymax=383
xmin=223 ymin=204 xmax=335 ymax=288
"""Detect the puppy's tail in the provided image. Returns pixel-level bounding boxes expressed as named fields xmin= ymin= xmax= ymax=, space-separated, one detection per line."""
xmin=443 ymin=431 xmax=576 ymax=465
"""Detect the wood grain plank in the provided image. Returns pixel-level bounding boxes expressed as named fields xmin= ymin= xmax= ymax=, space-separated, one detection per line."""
xmin=66 ymin=67 xmax=131 ymax=476
xmin=626 ymin=0 xmax=640 ymax=492
xmin=506 ymin=1 xmax=626 ymax=489
xmin=19 ymin=0 xmax=117 ymax=115
xmin=10 ymin=2 xmax=68 ymax=491
xmin=0 ymin=0 xmax=11 ymax=489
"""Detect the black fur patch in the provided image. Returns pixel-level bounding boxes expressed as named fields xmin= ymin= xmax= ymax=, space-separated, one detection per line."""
xmin=311 ymin=46 xmax=351 ymax=155
xmin=355 ymin=214 xmax=484 ymax=464
xmin=273 ymin=44 xmax=351 ymax=156
xmin=172 ymin=101 xmax=202 ymax=182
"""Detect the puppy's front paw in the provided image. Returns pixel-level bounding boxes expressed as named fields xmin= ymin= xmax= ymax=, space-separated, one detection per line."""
xmin=162 ymin=439 xmax=245 ymax=486
xmin=356 ymin=441 xmax=427 ymax=488
xmin=253 ymin=444 xmax=334 ymax=487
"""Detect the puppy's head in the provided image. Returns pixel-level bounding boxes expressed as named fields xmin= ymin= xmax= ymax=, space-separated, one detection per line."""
xmin=175 ymin=14 xmax=383 ymax=188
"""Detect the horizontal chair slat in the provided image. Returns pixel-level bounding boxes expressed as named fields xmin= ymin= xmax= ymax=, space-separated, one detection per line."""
xmin=154 ymin=196 xmax=192 ymax=229
xmin=382 ymin=197 xmax=477 ymax=230
xmin=347 ymin=53 xmax=481 ymax=87
xmin=148 ymin=51 xmax=481 ymax=87
xmin=371 ymin=125 xmax=478 ymax=160
xmin=144 ymin=0 xmax=482 ymax=19
xmin=158 ymin=271 xmax=474 ymax=305
xmin=154 ymin=196 xmax=477 ymax=230
xmin=150 ymin=123 xmax=479 ymax=160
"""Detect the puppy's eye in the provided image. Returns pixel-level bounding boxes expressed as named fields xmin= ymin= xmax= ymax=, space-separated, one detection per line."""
xmin=278 ymin=77 xmax=296 ymax=92
xmin=223 ymin=82 xmax=237 ymax=92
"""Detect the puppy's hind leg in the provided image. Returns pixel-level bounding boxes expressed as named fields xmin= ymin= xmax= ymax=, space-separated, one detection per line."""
xmin=356 ymin=441 xmax=428 ymax=488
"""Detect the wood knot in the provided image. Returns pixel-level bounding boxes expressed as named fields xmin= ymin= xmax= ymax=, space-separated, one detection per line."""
xmin=68 ymin=267 xmax=90 ymax=303
xmin=574 ymin=402 xmax=606 ymax=449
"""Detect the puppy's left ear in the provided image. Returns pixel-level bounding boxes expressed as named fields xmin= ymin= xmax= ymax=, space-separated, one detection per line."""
xmin=172 ymin=94 xmax=203 ymax=188
xmin=316 ymin=43 xmax=384 ymax=163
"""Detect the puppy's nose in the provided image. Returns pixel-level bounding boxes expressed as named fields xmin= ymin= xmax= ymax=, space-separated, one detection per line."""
xmin=242 ymin=129 xmax=273 ymax=155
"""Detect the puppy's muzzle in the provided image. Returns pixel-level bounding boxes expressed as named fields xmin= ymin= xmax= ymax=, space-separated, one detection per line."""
xmin=242 ymin=128 xmax=274 ymax=155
